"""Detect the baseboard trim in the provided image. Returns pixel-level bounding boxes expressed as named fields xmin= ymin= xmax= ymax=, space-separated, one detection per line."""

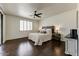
xmin=3 ymin=39 xmax=6 ymax=43
xmin=5 ymin=37 xmax=28 ymax=43
xmin=7 ymin=37 xmax=28 ymax=40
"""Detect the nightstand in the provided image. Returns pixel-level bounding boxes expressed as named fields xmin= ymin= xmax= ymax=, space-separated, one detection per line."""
xmin=52 ymin=33 xmax=61 ymax=41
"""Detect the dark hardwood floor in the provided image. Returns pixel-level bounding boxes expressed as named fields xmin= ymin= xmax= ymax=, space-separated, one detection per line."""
xmin=0 ymin=37 xmax=66 ymax=56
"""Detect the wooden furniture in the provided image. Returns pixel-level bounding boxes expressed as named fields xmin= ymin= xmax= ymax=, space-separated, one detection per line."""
xmin=52 ymin=33 xmax=61 ymax=41
xmin=42 ymin=26 xmax=55 ymax=33
xmin=42 ymin=26 xmax=61 ymax=41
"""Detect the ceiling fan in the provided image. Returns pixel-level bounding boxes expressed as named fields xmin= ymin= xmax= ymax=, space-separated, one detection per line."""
xmin=31 ymin=11 xmax=42 ymax=18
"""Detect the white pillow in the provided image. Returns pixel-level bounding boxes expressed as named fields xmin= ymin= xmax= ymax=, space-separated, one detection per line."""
xmin=40 ymin=29 xmax=46 ymax=33
xmin=46 ymin=29 xmax=52 ymax=35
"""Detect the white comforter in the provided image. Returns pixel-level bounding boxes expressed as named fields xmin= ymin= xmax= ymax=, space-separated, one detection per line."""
xmin=28 ymin=33 xmax=52 ymax=45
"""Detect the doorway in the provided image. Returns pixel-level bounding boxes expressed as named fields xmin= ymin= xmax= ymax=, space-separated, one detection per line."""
xmin=0 ymin=12 xmax=3 ymax=45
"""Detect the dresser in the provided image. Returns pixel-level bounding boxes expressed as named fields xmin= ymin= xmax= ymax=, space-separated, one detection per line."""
xmin=61 ymin=35 xmax=77 ymax=56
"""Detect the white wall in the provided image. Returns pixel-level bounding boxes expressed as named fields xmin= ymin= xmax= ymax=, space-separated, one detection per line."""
xmin=39 ymin=9 xmax=77 ymax=36
xmin=6 ymin=15 xmax=39 ymax=40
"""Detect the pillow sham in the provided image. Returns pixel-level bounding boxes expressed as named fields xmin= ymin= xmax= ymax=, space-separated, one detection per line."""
xmin=40 ymin=29 xmax=46 ymax=33
xmin=45 ymin=29 xmax=52 ymax=35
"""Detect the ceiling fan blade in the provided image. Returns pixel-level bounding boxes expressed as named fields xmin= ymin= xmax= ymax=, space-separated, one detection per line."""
xmin=36 ymin=15 xmax=41 ymax=18
xmin=31 ymin=10 xmax=42 ymax=18
xmin=37 ymin=13 xmax=42 ymax=15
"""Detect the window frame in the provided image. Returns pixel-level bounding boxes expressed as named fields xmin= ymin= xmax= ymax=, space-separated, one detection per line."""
xmin=20 ymin=20 xmax=33 ymax=31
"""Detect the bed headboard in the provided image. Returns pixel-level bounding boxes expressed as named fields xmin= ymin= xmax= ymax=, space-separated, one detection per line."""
xmin=42 ymin=26 xmax=55 ymax=33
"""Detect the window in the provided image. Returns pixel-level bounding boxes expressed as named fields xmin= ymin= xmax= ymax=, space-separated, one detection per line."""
xmin=20 ymin=20 xmax=32 ymax=31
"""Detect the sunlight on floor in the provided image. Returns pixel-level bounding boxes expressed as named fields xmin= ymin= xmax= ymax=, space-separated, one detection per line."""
xmin=17 ymin=42 xmax=33 ymax=56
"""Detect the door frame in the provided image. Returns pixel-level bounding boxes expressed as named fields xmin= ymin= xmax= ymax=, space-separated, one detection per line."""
xmin=0 ymin=12 xmax=3 ymax=44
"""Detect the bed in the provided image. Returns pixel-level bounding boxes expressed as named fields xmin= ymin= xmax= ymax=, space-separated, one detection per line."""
xmin=28 ymin=26 xmax=55 ymax=45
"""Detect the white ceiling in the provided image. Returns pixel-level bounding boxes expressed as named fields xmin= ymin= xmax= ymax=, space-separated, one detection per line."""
xmin=0 ymin=3 xmax=77 ymax=20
